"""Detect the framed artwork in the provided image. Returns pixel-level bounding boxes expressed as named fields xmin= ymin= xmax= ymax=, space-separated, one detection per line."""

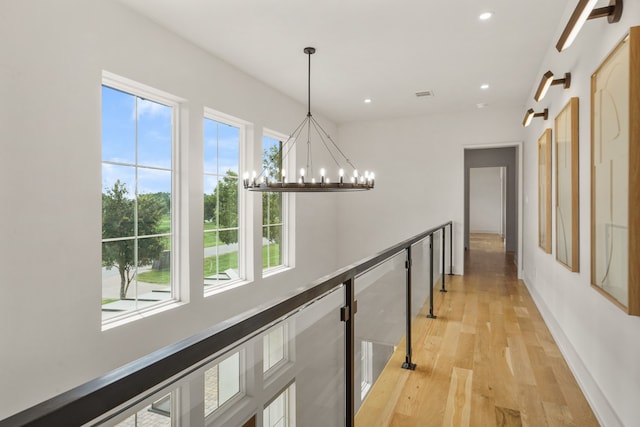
xmin=555 ymin=98 xmax=579 ymax=271
xmin=591 ymin=26 xmax=640 ymax=315
xmin=538 ymin=129 xmax=552 ymax=253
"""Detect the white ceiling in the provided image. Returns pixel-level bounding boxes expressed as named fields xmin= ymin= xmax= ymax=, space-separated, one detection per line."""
xmin=117 ymin=0 xmax=569 ymax=124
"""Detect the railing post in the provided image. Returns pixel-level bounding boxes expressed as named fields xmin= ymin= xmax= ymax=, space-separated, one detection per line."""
xmin=402 ymin=247 xmax=416 ymax=370
xmin=427 ymin=234 xmax=437 ymax=319
xmin=341 ymin=278 xmax=356 ymax=427
xmin=440 ymin=228 xmax=447 ymax=293
xmin=449 ymin=222 xmax=454 ymax=275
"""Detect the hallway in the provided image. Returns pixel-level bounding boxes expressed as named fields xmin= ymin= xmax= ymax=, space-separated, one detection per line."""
xmin=355 ymin=234 xmax=599 ymax=427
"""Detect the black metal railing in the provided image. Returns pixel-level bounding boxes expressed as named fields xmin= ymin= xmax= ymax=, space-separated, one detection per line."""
xmin=0 ymin=221 xmax=453 ymax=427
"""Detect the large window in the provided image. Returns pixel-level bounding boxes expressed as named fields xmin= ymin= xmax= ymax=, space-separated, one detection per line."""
xmin=204 ymin=114 xmax=243 ymax=291
xmin=101 ymin=76 xmax=177 ymax=322
xmin=262 ymin=134 xmax=285 ymax=272
xmin=204 ymin=352 xmax=243 ymax=417
xmin=263 ymin=324 xmax=289 ymax=374
xmin=263 ymin=383 xmax=295 ymax=427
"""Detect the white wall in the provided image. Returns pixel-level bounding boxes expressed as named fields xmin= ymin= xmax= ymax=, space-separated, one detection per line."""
xmin=469 ymin=167 xmax=502 ymax=234
xmin=0 ymin=0 xmax=342 ymax=419
xmin=335 ymin=109 xmax=525 ymax=273
xmin=521 ymin=3 xmax=640 ymax=426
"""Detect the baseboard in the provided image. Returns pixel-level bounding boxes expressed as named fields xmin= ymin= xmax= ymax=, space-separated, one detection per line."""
xmin=522 ymin=278 xmax=623 ymax=427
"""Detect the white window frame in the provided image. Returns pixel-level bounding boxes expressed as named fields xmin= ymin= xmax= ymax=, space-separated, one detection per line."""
xmin=101 ymin=71 xmax=184 ymax=329
xmin=263 ymin=382 xmax=296 ymax=427
xmin=203 ymin=108 xmax=252 ymax=296
xmin=360 ymin=340 xmax=373 ymax=400
xmin=203 ymin=349 xmax=246 ymax=421
xmin=262 ymin=129 xmax=295 ymax=277
xmin=262 ymin=323 xmax=294 ymax=383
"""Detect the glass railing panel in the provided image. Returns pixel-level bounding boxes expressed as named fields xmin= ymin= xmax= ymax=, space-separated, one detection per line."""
xmin=89 ymin=286 xmax=346 ymax=427
xmin=354 ymin=251 xmax=406 ymax=413
xmin=433 ymin=229 xmax=443 ymax=289
xmin=287 ymin=287 xmax=345 ymax=427
xmin=411 ymin=238 xmax=430 ymax=320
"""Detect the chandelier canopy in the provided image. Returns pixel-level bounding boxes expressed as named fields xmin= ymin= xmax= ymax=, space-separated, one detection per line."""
xmin=243 ymin=47 xmax=374 ymax=192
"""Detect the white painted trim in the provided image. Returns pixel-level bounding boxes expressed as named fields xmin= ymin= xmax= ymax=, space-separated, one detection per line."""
xmin=522 ymin=277 xmax=623 ymax=427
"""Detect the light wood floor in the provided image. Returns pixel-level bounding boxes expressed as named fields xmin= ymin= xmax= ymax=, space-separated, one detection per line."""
xmin=355 ymin=234 xmax=599 ymax=427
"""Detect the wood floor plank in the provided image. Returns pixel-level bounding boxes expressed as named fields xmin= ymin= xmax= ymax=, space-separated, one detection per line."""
xmin=495 ymin=406 xmax=523 ymax=427
xmin=356 ymin=234 xmax=599 ymax=427
xmin=442 ymin=367 xmax=472 ymax=427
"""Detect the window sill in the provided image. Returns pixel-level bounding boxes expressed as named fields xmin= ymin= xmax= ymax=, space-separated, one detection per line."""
xmin=204 ymin=279 xmax=252 ymax=298
xmin=262 ymin=265 xmax=292 ymax=279
xmin=101 ymin=299 xmax=185 ymax=331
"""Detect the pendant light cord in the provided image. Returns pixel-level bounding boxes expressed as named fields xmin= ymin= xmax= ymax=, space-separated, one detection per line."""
xmin=307 ymin=50 xmax=312 ymax=116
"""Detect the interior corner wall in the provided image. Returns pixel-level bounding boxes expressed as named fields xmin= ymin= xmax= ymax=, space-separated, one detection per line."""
xmin=335 ymin=109 xmax=525 ymax=274
xmin=521 ymin=3 xmax=640 ymax=426
xmin=469 ymin=167 xmax=503 ymax=234
xmin=0 ymin=0 xmax=342 ymax=419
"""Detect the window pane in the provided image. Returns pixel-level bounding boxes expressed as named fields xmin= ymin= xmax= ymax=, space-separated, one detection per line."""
xmin=204 ymin=231 xmax=239 ymax=285
xmin=102 ymin=86 xmax=135 ymax=164
xmin=137 ymin=236 xmax=171 ymax=288
xmin=204 ymin=365 xmax=219 ymax=415
xmin=204 ymin=352 xmax=241 ymax=417
xmin=102 ymin=239 xmax=135 ymax=302
xmin=218 ymin=123 xmax=239 ymax=174
xmin=102 ymin=167 xmax=136 ymax=240
xmin=264 ymin=325 xmax=285 ymax=373
xmin=204 ymin=176 xmax=219 ymax=225
xmin=137 ymin=168 xmax=171 ymax=236
xmin=137 ymin=98 xmax=172 ymax=169
xmin=217 ymin=173 xmax=238 ymax=232
xmin=203 ymin=118 xmax=219 ymax=175
xmin=114 ymin=393 xmax=172 ymax=427
xmin=263 ymin=225 xmax=282 ymax=269
xmin=219 ymin=352 xmax=240 ymax=405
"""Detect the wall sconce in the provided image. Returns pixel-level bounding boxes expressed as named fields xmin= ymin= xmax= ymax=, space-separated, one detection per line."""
xmin=534 ymin=71 xmax=571 ymax=102
xmin=522 ymin=108 xmax=548 ymax=127
xmin=556 ymin=0 xmax=623 ymax=52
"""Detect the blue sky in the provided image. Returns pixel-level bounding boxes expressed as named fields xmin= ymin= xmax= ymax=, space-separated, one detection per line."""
xmin=102 ymin=85 xmax=173 ymax=196
xmin=203 ymin=118 xmax=239 ymax=194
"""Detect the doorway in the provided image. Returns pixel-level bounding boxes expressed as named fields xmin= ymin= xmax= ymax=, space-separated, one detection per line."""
xmin=469 ymin=166 xmax=506 ymax=251
xmin=463 ymin=146 xmax=521 ymax=276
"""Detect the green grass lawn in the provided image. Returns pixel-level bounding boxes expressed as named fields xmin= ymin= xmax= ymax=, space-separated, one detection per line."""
xmin=136 ymin=244 xmax=282 ymax=285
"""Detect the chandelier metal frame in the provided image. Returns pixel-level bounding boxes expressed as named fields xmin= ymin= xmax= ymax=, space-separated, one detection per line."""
xmin=243 ymin=47 xmax=374 ymax=192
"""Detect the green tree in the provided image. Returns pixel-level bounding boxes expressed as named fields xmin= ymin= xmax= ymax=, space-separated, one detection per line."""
xmin=263 ymin=143 xmax=282 ymax=244
xmin=214 ymin=170 xmax=239 ymax=245
xmin=102 ymin=180 xmax=166 ymax=299
xmin=204 ymin=193 xmax=216 ymax=223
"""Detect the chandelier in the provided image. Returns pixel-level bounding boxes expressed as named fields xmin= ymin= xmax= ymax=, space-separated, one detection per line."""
xmin=243 ymin=47 xmax=375 ymax=192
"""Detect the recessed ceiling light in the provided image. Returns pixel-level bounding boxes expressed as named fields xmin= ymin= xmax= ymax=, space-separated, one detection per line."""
xmin=479 ymin=12 xmax=493 ymax=20
xmin=480 ymin=84 xmax=490 ymax=90
xmin=364 ymin=98 xmax=372 ymax=104
xmin=477 ymin=103 xmax=489 ymax=109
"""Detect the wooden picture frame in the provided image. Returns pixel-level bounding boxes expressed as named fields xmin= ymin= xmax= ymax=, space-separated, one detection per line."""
xmin=591 ymin=26 xmax=640 ymax=315
xmin=555 ymin=98 xmax=579 ymax=271
xmin=538 ymin=129 xmax=552 ymax=253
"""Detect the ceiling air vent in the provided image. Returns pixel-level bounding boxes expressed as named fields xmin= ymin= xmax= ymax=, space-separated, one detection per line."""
xmin=415 ymin=90 xmax=434 ymax=98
